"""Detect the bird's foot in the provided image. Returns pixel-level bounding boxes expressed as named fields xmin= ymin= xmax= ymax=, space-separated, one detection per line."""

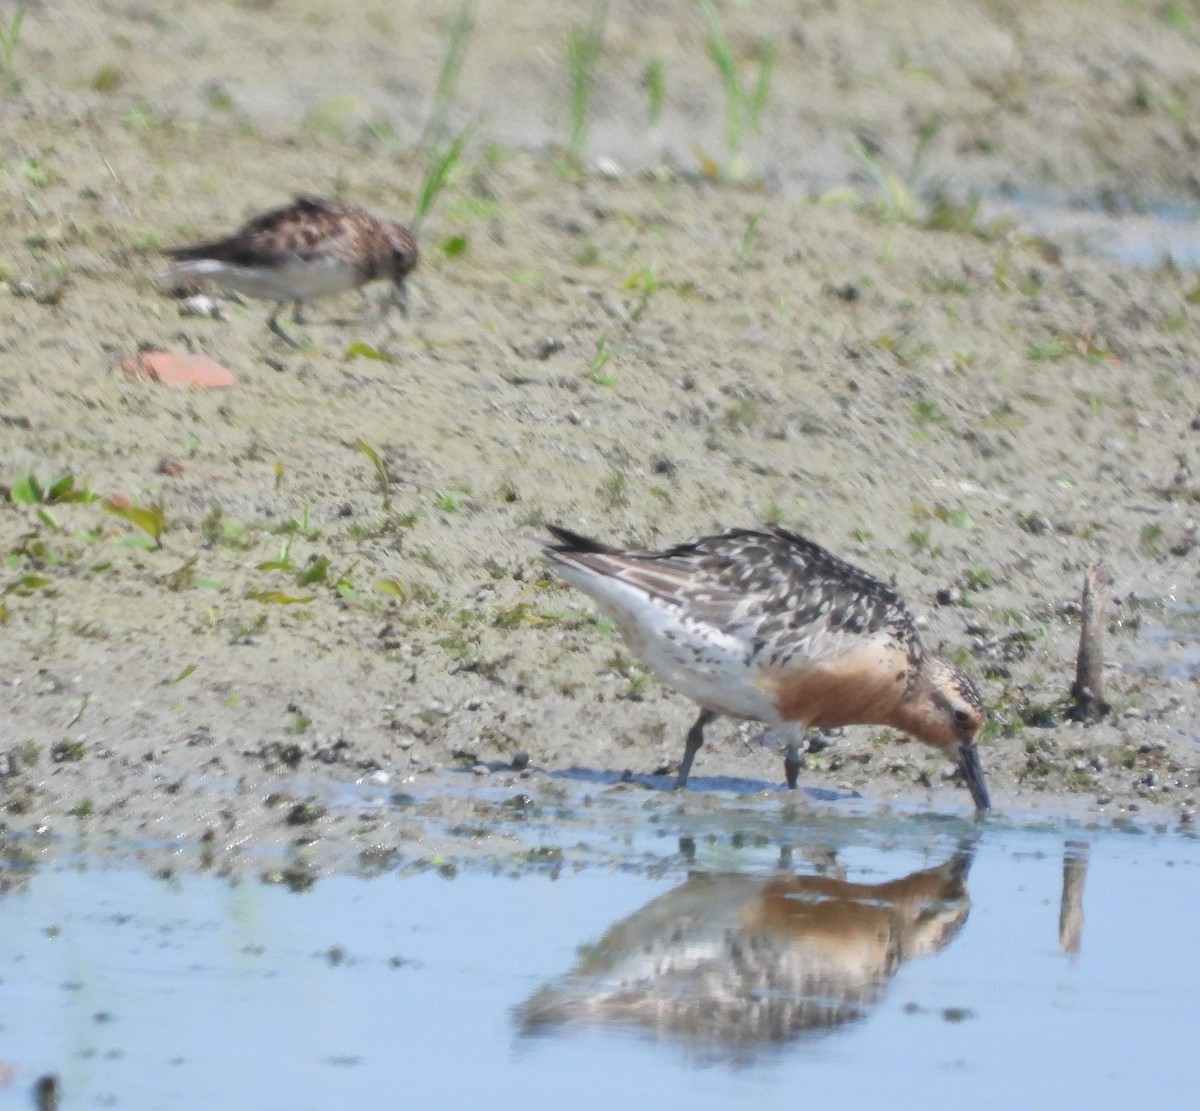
xmin=268 ymin=317 xmax=303 ymax=349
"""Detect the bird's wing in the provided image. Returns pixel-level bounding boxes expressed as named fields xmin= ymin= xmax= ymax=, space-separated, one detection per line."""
xmin=164 ymin=196 xmax=354 ymax=266
xmin=546 ymin=525 xmax=924 ymax=666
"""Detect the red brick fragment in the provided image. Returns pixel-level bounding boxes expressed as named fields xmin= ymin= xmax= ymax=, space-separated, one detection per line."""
xmin=118 ymin=350 xmax=235 ymax=389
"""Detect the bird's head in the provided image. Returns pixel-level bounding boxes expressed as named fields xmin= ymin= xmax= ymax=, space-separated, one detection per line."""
xmin=912 ymin=657 xmax=990 ymax=813
xmin=384 ymin=222 xmax=419 ymax=286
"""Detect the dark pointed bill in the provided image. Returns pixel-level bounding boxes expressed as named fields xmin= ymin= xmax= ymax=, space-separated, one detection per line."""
xmin=958 ymin=741 xmax=991 ymax=813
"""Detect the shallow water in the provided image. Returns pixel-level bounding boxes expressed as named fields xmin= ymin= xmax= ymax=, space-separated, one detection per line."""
xmin=980 ymin=196 xmax=1200 ymax=271
xmin=1131 ymin=601 xmax=1200 ymax=681
xmin=1 ymin=788 xmax=1197 ymax=1110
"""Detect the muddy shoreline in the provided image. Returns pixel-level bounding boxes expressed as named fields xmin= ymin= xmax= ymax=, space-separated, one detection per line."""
xmin=2 ymin=1 xmax=1198 ymax=869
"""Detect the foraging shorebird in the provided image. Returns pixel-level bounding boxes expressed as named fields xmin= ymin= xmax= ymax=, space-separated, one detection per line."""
xmin=161 ymin=194 xmax=418 ymax=346
xmin=543 ymin=524 xmax=990 ymax=810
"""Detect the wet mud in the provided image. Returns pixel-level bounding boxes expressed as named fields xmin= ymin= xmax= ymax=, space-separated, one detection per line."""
xmin=1 ymin=0 xmax=1198 ymax=871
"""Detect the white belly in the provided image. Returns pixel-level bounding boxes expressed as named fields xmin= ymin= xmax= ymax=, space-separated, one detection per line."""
xmin=165 ymin=258 xmax=362 ymax=303
xmin=558 ymin=566 xmax=781 ymax=723
xmin=634 ymin=619 xmax=782 ymax=723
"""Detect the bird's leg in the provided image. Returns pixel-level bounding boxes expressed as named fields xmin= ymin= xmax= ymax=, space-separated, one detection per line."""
xmin=784 ymin=729 xmax=806 ymax=790
xmin=292 ymin=300 xmax=306 ymax=325
xmin=267 ymin=303 xmax=300 ymax=348
xmin=391 ymin=279 xmax=409 ymax=318
xmin=675 ymin=708 xmax=716 ymax=790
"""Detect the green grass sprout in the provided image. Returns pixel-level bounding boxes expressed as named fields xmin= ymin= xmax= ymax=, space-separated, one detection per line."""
xmin=414 ymin=126 xmax=471 ymax=231
xmin=565 ymin=2 xmax=608 ymax=161
xmin=421 ymin=1 xmax=477 ymax=146
xmin=644 ymin=58 xmax=665 ymax=124
xmin=701 ymin=1 xmax=773 ymax=178
xmin=0 ymin=2 xmax=27 ymax=91
xmin=102 ymin=498 xmax=166 ymax=548
xmin=356 ymin=438 xmax=394 ymax=514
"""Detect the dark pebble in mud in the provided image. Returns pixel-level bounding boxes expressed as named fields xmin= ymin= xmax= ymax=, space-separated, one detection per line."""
xmin=942 ymin=1007 xmax=976 ymax=1023
xmin=286 ymin=800 xmax=327 ymax=826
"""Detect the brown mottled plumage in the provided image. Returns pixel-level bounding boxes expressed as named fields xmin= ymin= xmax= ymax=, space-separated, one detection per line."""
xmin=543 ymin=524 xmax=989 ymax=810
xmin=162 ymin=195 xmax=418 ymax=344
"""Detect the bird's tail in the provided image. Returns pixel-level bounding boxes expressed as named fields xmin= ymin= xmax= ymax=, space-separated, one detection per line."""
xmin=156 ymin=257 xmax=228 ymax=293
xmin=543 ymin=524 xmax=621 ymax=556
xmin=161 ymin=239 xmax=228 ymax=262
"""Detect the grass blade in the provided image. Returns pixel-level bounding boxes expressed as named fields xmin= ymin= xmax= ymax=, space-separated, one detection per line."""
xmin=414 ymin=126 xmax=471 ymax=231
xmin=102 ymin=498 xmax=166 ymax=547
xmin=565 ymin=2 xmax=608 ymax=160
xmin=345 ymin=341 xmax=396 ymax=363
xmin=10 ymin=474 xmax=42 ymax=504
xmin=250 ymin=591 xmax=315 ymax=605
xmin=702 ymin=1 xmax=741 ymax=167
xmin=421 ymin=0 xmax=477 ymax=146
xmin=644 ymin=58 xmax=664 ymax=125
xmin=0 ymin=2 xmax=27 ymax=87
xmin=355 ymin=438 xmax=393 ymax=513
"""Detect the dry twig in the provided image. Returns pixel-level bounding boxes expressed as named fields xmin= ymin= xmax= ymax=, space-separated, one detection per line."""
xmin=1067 ymin=562 xmax=1112 ymax=722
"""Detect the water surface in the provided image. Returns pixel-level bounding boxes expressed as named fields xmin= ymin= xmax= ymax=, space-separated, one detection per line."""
xmin=0 ymin=798 xmax=1197 ymax=1109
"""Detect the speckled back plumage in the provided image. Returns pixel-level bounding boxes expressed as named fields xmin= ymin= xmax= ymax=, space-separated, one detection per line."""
xmin=165 ymin=194 xmax=418 ymax=282
xmin=547 ymin=524 xmax=924 ymax=684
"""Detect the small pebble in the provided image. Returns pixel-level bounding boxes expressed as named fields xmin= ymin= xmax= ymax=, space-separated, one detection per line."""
xmin=593 ymin=156 xmax=622 ymax=179
xmin=178 ymin=294 xmax=226 ymax=319
xmin=942 ymin=1007 xmax=975 ymax=1023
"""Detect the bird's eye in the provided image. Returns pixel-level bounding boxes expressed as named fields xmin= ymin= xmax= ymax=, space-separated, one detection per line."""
xmin=954 ymin=708 xmax=971 ymax=724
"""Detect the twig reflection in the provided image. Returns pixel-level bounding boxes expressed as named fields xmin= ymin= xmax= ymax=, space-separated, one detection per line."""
xmin=1060 ymin=840 xmax=1090 ymax=956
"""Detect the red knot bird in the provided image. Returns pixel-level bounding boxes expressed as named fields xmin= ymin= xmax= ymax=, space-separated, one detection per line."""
xmin=543 ymin=524 xmax=990 ymax=811
xmin=162 ymin=194 xmax=418 ymax=346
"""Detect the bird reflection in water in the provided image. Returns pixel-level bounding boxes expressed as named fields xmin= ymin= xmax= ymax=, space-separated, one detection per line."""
xmin=519 ymin=846 xmax=973 ymax=1052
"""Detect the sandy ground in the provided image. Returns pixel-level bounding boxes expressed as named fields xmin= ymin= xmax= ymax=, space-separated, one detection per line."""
xmin=1 ymin=0 xmax=1198 ymax=871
